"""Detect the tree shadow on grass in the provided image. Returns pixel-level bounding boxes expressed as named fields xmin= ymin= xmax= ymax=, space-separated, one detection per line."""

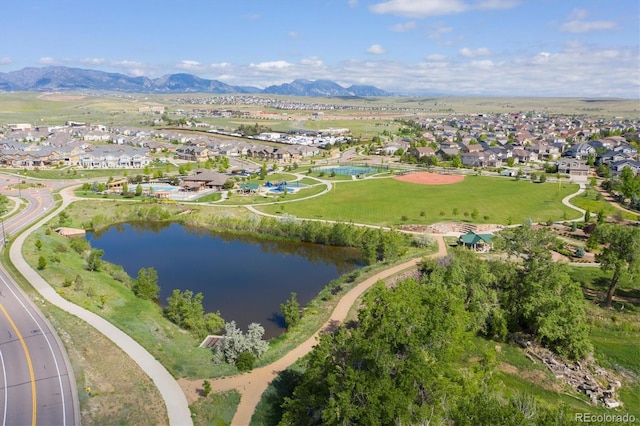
xmin=258 ymin=368 xmax=304 ymax=426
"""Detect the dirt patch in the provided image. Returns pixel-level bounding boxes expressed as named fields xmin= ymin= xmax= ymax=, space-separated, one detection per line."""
xmin=499 ymin=362 xmax=564 ymax=393
xmin=37 ymin=93 xmax=86 ymax=101
xmin=46 ymin=308 xmax=168 ymax=425
xmin=394 ymin=172 xmax=465 ymax=185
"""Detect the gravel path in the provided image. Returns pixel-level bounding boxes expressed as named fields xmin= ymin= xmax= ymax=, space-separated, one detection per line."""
xmin=179 ymin=235 xmax=448 ymax=425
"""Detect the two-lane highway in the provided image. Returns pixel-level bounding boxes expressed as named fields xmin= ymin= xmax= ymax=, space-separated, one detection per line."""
xmin=0 ymin=176 xmax=78 ymax=426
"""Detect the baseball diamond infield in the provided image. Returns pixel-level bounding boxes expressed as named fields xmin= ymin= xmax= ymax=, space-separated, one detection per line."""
xmin=393 ymin=172 xmax=465 ymax=185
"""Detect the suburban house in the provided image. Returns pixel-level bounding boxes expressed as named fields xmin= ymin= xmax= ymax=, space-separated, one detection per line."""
xmin=80 ymin=147 xmax=150 ymax=169
xmin=181 ymin=170 xmax=229 ymax=191
xmin=412 ymin=146 xmax=436 ymax=159
xmin=176 ymin=146 xmax=211 ymax=162
xmin=609 ymin=160 xmax=640 ymax=176
xmin=556 ymin=159 xmax=590 ymax=183
xmin=511 ymin=148 xmax=537 ymax=163
xmin=564 ymin=143 xmax=596 ymax=159
xmin=461 ymin=151 xmax=502 ymax=168
xmin=597 ymin=150 xmax=634 ymax=165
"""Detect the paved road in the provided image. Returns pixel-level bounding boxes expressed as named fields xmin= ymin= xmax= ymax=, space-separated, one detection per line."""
xmin=0 ymin=177 xmax=79 ymax=426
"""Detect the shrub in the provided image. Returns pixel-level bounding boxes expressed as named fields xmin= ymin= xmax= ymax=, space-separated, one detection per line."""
xmin=574 ymin=247 xmax=585 ymax=258
xmin=235 ymin=351 xmax=255 ymax=372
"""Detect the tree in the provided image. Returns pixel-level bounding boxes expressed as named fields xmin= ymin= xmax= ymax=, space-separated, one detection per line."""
xmin=135 ymin=183 xmax=143 ymax=196
xmin=133 ymin=267 xmax=160 ymax=300
xmin=202 ymin=380 xmax=212 ymax=397
xmin=86 ymin=249 xmax=104 ymax=272
xmin=212 ymin=321 xmax=268 ymax=365
xmin=37 ymin=256 xmax=47 ymax=270
xmin=280 ymin=292 xmax=300 ymax=330
xmin=260 ymin=162 xmax=268 ymax=180
xmin=235 ymin=351 xmax=255 ymax=371
xmin=164 ymin=289 xmax=224 ymax=339
xmin=591 ymin=224 xmax=640 ymax=307
xmin=495 ymin=226 xmax=591 ymax=359
xmin=35 ymin=239 xmax=42 ymax=250
xmin=281 ymin=278 xmax=470 ymax=425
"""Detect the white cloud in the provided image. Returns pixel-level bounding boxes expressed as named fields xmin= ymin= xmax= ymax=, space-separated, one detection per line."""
xmin=370 ymin=0 xmax=517 ymax=18
xmin=348 ymin=0 xmax=358 ymax=7
xmin=79 ymin=57 xmax=106 ymax=65
xmin=367 ymin=44 xmax=387 ymax=54
xmin=426 ymin=23 xmax=453 ymax=39
xmin=426 ymin=54 xmax=447 ymax=61
xmin=0 ymin=57 xmax=13 ymax=65
xmin=470 ymin=59 xmax=494 ymax=69
xmin=210 ymin=62 xmax=231 ymax=69
xmin=110 ymin=60 xmax=149 ymax=76
xmin=176 ymin=60 xmax=203 ymax=71
xmin=561 ymin=20 xmax=618 ymax=33
xmin=300 ymin=56 xmax=324 ymax=67
xmin=250 ymin=60 xmax=292 ymax=70
xmin=370 ymin=0 xmax=467 ymax=17
xmin=39 ymin=57 xmax=57 ymax=64
xmin=390 ymin=21 xmax=416 ymax=32
xmin=459 ymin=47 xmax=491 ymax=57
xmin=288 ymin=31 xmax=300 ymax=39
xmin=560 ymin=8 xmax=618 ymax=33
xmin=245 ymin=13 xmax=261 ymax=20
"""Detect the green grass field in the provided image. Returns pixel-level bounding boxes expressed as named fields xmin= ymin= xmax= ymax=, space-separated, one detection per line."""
xmin=256 ymin=175 xmax=580 ymax=226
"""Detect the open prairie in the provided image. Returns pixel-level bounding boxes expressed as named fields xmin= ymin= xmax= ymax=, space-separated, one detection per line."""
xmin=1 ymin=92 xmax=637 ymax=129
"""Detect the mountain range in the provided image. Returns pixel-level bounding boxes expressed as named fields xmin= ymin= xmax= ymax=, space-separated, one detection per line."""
xmin=0 ymin=66 xmax=392 ymax=97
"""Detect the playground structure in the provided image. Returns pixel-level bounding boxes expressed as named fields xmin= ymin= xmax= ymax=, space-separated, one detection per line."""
xmin=263 ymin=180 xmax=305 ymax=194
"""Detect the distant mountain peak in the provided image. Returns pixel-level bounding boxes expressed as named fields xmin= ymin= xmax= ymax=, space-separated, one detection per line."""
xmin=0 ymin=66 xmax=392 ymax=97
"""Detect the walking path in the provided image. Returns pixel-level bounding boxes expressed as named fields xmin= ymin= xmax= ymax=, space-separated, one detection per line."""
xmin=9 ymin=186 xmax=193 ymax=426
xmin=179 ymin=235 xmax=448 ymax=425
xmin=561 ymin=183 xmax=587 ymax=221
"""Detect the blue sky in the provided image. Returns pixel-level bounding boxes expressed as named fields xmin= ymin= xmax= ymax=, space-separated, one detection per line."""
xmin=1 ymin=0 xmax=638 ymax=97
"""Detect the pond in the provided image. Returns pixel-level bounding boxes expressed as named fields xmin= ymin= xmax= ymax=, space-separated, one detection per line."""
xmin=88 ymin=222 xmax=363 ymax=339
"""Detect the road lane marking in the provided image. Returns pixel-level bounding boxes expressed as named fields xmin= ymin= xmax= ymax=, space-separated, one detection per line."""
xmin=0 ymin=274 xmax=67 ymax=425
xmin=0 ymin=349 xmax=7 ymax=426
xmin=0 ymin=302 xmax=36 ymax=426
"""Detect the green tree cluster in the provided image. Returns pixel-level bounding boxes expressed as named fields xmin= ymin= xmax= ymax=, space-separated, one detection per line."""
xmin=281 ymin=257 xmax=571 ymax=425
xmin=164 ymin=289 xmax=224 ymax=340
xmin=495 ymin=225 xmax=591 ymax=359
xmin=280 ymin=292 xmax=300 ymax=330
xmin=589 ymin=223 xmax=640 ymax=306
xmin=132 ymin=267 xmax=160 ymax=300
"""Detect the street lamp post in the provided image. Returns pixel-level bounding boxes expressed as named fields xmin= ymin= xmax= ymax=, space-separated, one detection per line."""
xmin=1 ymin=210 xmax=6 ymax=247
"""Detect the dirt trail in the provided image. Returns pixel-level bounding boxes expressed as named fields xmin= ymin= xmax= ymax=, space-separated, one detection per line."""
xmin=179 ymin=235 xmax=448 ymax=425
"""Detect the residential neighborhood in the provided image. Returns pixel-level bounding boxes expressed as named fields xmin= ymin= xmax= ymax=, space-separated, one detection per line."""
xmin=1 ymin=111 xmax=639 ymax=190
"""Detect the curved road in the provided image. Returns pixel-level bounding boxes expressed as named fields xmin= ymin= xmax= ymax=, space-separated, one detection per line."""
xmin=0 ymin=177 xmax=79 ymax=426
